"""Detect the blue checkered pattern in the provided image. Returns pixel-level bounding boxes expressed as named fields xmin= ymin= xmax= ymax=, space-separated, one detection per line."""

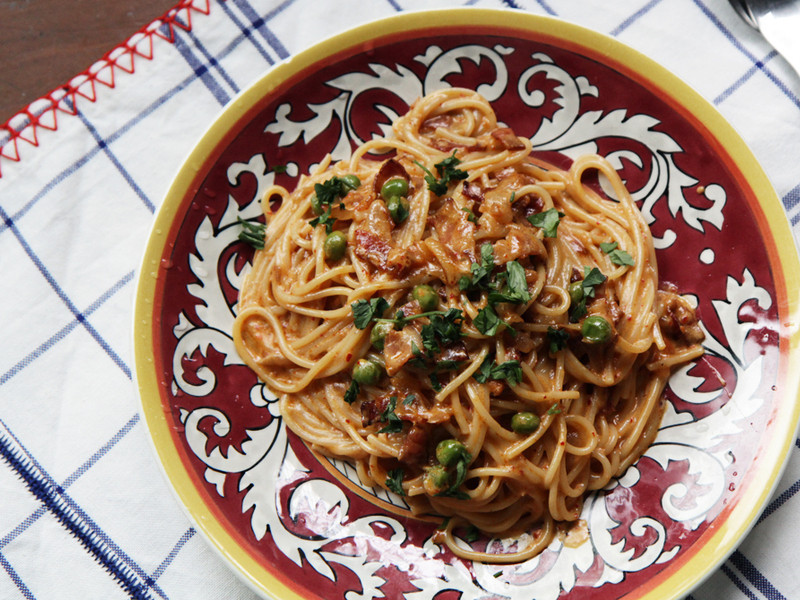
xmin=1 ymin=0 xmax=798 ymax=598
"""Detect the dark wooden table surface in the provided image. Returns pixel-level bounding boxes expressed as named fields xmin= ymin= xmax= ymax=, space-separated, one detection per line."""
xmin=0 ymin=0 xmax=177 ymax=125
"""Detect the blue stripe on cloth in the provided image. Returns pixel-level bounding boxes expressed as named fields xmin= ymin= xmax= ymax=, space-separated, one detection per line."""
xmin=0 ymin=422 xmax=155 ymax=600
xmin=0 ymin=550 xmax=36 ymax=600
xmin=76 ymin=113 xmax=156 ymax=213
xmin=150 ymin=528 xmax=196 ymax=582
xmin=730 ymin=550 xmax=787 ymax=600
xmin=170 ymin=26 xmax=231 ymax=106
xmin=217 ymin=1 xmax=278 ymax=66
xmin=0 ymin=271 xmax=134 ymax=387
xmin=693 ymin=0 xmax=800 ymax=110
xmin=178 ymin=21 xmax=241 ymax=97
xmin=0 ymin=414 xmax=177 ymax=600
xmin=722 ymin=563 xmax=761 ymax=600
xmin=783 ymin=182 xmax=800 ymax=211
xmin=0 ymin=205 xmax=131 ymax=379
xmin=0 ymin=415 xmax=141 ymax=550
xmin=229 ymin=0 xmax=291 ymax=61
xmin=62 ymin=413 xmax=140 ymax=487
xmin=609 ymin=0 xmax=664 ymax=37
xmin=714 ymin=51 xmax=779 ymax=105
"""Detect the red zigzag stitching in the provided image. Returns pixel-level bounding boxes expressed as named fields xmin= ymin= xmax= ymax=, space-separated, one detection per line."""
xmin=0 ymin=0 xmax=213 ymax=179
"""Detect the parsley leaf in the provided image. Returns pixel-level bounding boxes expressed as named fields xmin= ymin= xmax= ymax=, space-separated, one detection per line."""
xmin=440 ymin=455 xmax=471 ymax=499
xmin=582 ymin=267 xmax=607 ymax=297
xmin=488 ymin=260 xmax=531 ymax=305
xmin=309 ymin=206 xmax=336 ymax=233
xmin=314 ymin=176 xmax=358 ymax=206
xmin=464 ymin=525 xmax=480 ymax=543
xmin=568 ymin=267 xmax=607 ymax=322
xmin=459 ymin=243 xmax=495 ymax=292
xmin=473 ymin=355 xmax=523 ymax=386
xmin=474 ymin=304 xmax=503 ymax=336
xmin=547 ymin=402 xmax=562 ymax=415
xmin=491 ymin=360 xmax=523 ymax=386
xmin=386 ymin=468 xmax=405 ymax=496
xmin=377 ymin=396 xmax=403 ymax=434
xmin=527 ymin=208 xmax=565 ymax=238
xmin=415 ymin=151 xmax=468 ymax=196
xmin=547 ymin=326 xmax=570 ymax=353
xmin=402 ymin=394 xmax=416 ymax=406
xmin=309 ymin=176 xmax=360 ymax=233
xmin=600 ymin=241 xmax=635 ymax=266
xmin=237 ymin=217 xmax=266 ymax=249
xmin=351 ymin=298 xmax=390 ymax=329
xmin=343 ymin=379 xmax=360 ymax=404
xmin=271 ymin=164 xmax=288 ymax=174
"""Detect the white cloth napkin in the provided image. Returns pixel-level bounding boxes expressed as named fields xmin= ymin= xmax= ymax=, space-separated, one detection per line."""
xmin=1 ymin=0 xmax=799 ymax=598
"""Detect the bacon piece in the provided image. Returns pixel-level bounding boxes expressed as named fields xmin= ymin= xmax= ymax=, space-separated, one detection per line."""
xmin=492 ymin=223 xmax=545 ymax=264
xmin=462 ymin=181 xmax=485 ymax=204
xmin=398 ymin=425 xmax=429 ymax=465
xmin=361 ymin=395 xmax=391 ymax=427
xmin=352 ymin=200 xmax=395 ymax=271
xmin=421 ymin=114 xmax=452 ymax=134
xmin=490 ymin=127 xmax=526 ymax=150
xmin=432 ymin=198 xmax=477 ymax=263
xmin=383 ymin=322 xmax=424 ymax=376
xmin=656 ymin=290 xmax=705 ymax=344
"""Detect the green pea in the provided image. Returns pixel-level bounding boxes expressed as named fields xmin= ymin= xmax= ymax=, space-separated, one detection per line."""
xmin=381 ymin=177 xmax=409 ymax=199
xmin=370 ymin=321 xmax=393 ymax=351
xmin=511 ymin=412 xmax=541 ymax=434
xmin=412 ymin=284 xmax=438 ymax=312
xmin=425 ymin=464 xmax=450 ymax=491
xmin=568 ymin=281 xmax=584 ymax=306
xmin=341 ymin=174 xmax=361 ymax=190
xmin=310 ymin=194 xmax=324 ymax=215
xmin=352 ymin=359 xmax=383 ymax=385
xmin=581 ymin=315 xmax=612 ymax=344
xmin=386 ymin=195 xmax=410 ymax=224
xmin=436 ymin=439 xmax=467 ymax=467
xmin=323 ymin=231 xmax=347 ymax=261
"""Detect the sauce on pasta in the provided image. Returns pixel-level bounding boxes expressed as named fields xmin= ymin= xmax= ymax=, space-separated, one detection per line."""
xmin=233 ymin=88 xmax=704 ymax=562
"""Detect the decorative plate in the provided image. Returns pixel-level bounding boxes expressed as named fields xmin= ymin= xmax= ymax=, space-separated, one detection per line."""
xmin=133 ymin=9 xmax=800 ymax=600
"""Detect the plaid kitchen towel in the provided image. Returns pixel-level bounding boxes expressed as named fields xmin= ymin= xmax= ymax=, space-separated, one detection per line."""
xmin=1 ymin=0 xmax=799 ymax=598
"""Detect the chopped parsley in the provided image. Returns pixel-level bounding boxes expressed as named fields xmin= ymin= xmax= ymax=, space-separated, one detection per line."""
xmin=351 ymin=298 xmax=390 ymax=329
xmin=377 ymin=396 xmax=404 ymax=434
xmin=463 ymin=525 xmax=480 ymax=543
xmin=547 ymin=326 xmax=570 ymax=353
xmin=600 ymin=241 xmax=635 ymax=266
xmin=386 ymin=468 xmax=405 ymax=496
xmin=343 ymin=380 xmax=360 ymax=404
xmin=459 ymin=243 xmax=495 ymax=293
xmin=474 ymin=355 xmax=523 ymax=386
xmin=440 ymin=455 xmax=471 ymax=499
xmin=547 ymin=402 xmax=562 ymax=415
xmin=309 ymin=175 xmax=359 ymax=233
xmin=488 ymin=260 xmax=531 ymax=305
xmin=271 ymin=164 xmax=288 ymax=174
xmin=420 ymin=309 xmax=465 ymax=355
xmin=474 ymin=304 xmax=503 ymax=336
xmin=570 ymin=267 xmax=607 ymax=322
xmin=237 ymin=217 xmax=266 ymax=249
xmin=402 ymin=394 xmax=416 ymax=406
xmin=527 ymin=208 xmax=565 ymax=238
xmin=415 ymin=151 xmax=468 ymax=196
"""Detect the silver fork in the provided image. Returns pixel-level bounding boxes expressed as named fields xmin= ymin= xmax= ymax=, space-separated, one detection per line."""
xmin=730 ymin=0 xmax=800 ymax=78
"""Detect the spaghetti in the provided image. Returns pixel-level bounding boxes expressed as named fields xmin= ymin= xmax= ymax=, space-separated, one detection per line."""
xmin=233 ymin=88 xmax=704 ymax=562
